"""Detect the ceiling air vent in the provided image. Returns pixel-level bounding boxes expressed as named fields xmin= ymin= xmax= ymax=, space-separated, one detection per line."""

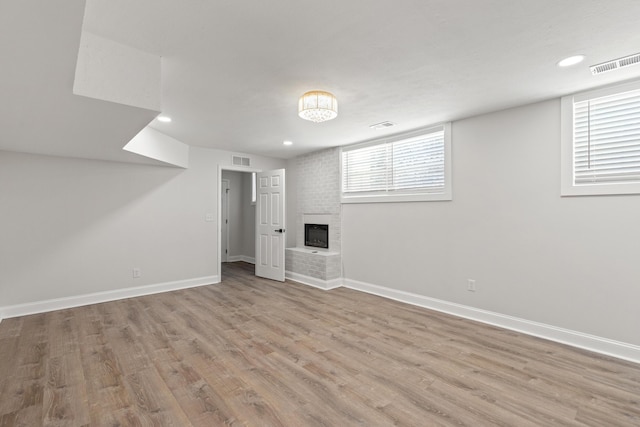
xmin=369 ymin=121 xmax=396 ymax=130
xmin=590 ymin=53 xmax=640 ymax=75
xmin=232 ymin=155 xmax=251 ymax=166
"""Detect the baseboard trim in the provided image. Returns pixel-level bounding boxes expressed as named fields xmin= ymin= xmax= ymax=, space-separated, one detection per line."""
xmin=227 ymin=255 xmax=255 ymax=264
xmin=343 ymin=278 xmax=640 ymax=364
xmin=285 ymin=271 xmax=342 ymax=290
xmin=0 ymin=275 xmax=220 ymax=319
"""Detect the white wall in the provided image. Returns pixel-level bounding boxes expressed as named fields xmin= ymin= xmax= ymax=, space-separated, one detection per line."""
xmin=0 ymin=147 xmax=284 ymax=309
xmin=341 ymin=99 xmax=640 ymax=346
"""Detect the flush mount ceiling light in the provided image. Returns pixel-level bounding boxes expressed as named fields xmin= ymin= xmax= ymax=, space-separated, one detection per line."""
xmin=283 ymin=140 xmax=293 ymax=146
xmin=557 ymin=55 xmax=585 ymax=67
xmin=156 ymin=115 xmax=172 ymax=123
xmin=298 ymin=90 xmax=338 ymax=123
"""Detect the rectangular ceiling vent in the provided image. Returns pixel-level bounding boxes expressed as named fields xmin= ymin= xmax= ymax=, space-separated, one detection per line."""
xmin=232 ymin=155 xmax=251 ymax=167
xmin=590 ymin=53 xmax=640 ymax=75
xmin=369 ymin=121 xmax=396 ymax=130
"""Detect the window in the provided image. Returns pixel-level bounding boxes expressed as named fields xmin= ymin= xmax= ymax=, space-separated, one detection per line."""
xmin=341 ymin=123 xmax=452 ymax=203
xmin=561 ymin=80 xmax=640 ymax=196
xmin=251 ymin=172 xmax=257 ymax=204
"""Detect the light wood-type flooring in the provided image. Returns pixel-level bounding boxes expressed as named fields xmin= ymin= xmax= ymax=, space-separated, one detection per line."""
xmin=1 ymin=262 xmax=639 ymax=426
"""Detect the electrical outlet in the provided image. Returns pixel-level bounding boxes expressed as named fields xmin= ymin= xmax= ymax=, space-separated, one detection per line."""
xmin=133 ymin=268 xmax=141 ymax=278
xmin=467 ymin=279 xmax=476 ymax=292
xmin=205 ymin=213 xmax=215 ymax=222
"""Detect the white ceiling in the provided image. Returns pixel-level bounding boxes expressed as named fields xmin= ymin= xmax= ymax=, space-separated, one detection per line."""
xmin=3 ymin=0 xmax=640 ymax=161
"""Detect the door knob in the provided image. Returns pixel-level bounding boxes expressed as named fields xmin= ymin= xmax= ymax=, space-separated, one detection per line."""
xmin=274 ymin=229 xmax=285 ymax=233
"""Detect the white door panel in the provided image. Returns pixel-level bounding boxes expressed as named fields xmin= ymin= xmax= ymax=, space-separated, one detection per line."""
xmin=255 ymin=169 xmax=285 ymax=281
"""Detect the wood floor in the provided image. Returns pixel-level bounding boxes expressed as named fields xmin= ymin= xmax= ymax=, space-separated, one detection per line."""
xmin=0 ymin=262 xmax=639 ymax=426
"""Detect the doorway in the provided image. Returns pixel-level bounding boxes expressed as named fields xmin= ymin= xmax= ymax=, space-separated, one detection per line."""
xmin=219 ymin=169 xmax=257 ymax=279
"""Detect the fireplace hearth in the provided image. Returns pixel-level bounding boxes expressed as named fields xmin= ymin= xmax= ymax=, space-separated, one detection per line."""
xmin=304 ymin=224 xmax=329 ymax=249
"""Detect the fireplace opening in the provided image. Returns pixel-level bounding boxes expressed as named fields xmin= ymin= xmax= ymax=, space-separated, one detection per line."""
xmin=305 ymin=224 xmax=329 ymax=249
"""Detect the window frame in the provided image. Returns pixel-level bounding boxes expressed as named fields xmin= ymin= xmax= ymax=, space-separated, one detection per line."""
xmin=251 ymin=172 xmax=257 ymax=205
xmin=340 ymin=123 xmax=452 ymax=203
xmin=561 ymin=79 xmax=640 ymax=196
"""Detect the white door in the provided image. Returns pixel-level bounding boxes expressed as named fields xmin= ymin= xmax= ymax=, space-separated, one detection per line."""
xmin=255 ymin=169 xmax=285 ymax=281
xmin=221 ymin=179 xmax=230 ymax=262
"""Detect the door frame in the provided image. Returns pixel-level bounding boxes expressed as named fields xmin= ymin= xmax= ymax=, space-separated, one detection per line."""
xmin=217 ymin=165 xmax=262 ymax=278
xmin=221 ymin=179 xmax=230 ymax=263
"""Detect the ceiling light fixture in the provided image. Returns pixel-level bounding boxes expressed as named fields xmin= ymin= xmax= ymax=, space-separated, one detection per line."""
xmin=298 ymin=90 xmax=338 ymax=123
xmin=557 ymin=55 xmax=585 ymax=68
xmin=283 ymin=140 xmax=293 ymax=146
xmin=156 ymin=115 xmax=172 ymax=123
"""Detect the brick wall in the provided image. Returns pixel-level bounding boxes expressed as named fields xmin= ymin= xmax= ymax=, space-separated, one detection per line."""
xmin=285 ymin=249 xmax=341 ymax=281
xmin=287 ymin=147 xmax=342 ymax=281
xmin=294 ymin=147 xmax=341 ymax=252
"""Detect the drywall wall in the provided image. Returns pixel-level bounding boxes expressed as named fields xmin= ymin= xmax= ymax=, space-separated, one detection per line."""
xmin=341 ymin=99 xmax=640 ymax=346
xmin=124 ymin=127 xmax=190 ymax=168
xmin=73 ymin=31 xmax=162 ymax=112
xmin=0 ymin=147 xmax=284 ymax=309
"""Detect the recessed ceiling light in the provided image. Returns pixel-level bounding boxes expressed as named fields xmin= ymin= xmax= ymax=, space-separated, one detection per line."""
xmin=283 ymin=140 xmax=293 ymax=146
xmin=156 ymin=115 xmax=172 ymax=123
xmin=557 ymin=55 xmax=585 ymax=68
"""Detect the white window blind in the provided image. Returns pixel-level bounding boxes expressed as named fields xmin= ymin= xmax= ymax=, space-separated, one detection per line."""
xmin=561 ymin=79 xmax=640 ymax=196
xmin=573 ymin=88 xmax=640 ymax=185
xmin=341 ymin=124 xmax=451 ymax=202
xmin=391 ymin=131 xmax=445 ymax=192
xmin=342 ymin=143 xmax=389 ymax=193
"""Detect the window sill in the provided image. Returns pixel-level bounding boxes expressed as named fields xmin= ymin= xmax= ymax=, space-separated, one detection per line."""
xmin=561 ymin=182 xmax=640 ymax=197
xmin=341 ymin=192 xmax=452 ymax=203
